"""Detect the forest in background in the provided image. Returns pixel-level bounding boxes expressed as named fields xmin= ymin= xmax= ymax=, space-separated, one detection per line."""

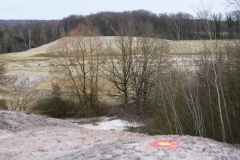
xmin=1 ymin=9 xmax=240 ymax=53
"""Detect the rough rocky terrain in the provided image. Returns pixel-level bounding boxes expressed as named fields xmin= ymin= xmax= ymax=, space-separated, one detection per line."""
xmin=0 ymin=110 xmax=240 ymax=160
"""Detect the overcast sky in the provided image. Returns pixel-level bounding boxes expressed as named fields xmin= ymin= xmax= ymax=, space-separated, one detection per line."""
xmin=0 ymin=0 xmax=232 ymax=20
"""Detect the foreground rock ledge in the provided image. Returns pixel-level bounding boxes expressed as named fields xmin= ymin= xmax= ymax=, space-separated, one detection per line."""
xmin=0 ymin=111 xmax=239 ymax=160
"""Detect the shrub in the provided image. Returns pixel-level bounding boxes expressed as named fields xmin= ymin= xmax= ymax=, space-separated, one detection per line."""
xmin=33 ymin=97 xmax=75 ymax=118
xmin=0 ymin=99 xmax=8 ymax=110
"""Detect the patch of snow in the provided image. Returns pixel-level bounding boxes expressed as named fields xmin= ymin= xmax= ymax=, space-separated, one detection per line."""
xmin=80 ymin=119 xmax=128 ymax=131
xmin=14 ymin=75 xmax=48 ymax=87
xmin=67 ymin=117 xmax=142 ymax=131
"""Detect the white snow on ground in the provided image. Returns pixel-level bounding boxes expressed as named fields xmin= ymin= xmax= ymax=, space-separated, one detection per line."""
xmin=67 ymin=117 xmax=141 ymax=131
xmin=80 ymin=119 xmax=130 ymax=131
xmin=14 ymin=75 xmax=48 ymax=87
xmin=1 ymin=111 xmax=240 ymax=160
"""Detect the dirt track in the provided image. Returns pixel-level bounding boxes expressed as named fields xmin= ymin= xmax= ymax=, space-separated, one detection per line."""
xmin=0 ymin=111 xmax=240 ymax=160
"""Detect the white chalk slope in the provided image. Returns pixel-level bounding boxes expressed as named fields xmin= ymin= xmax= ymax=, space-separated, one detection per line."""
xmin=0 ymin=111 xmax=239 ymax=160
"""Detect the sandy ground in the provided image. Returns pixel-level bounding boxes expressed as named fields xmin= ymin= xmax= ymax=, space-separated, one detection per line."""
xmin=0 ymin=110 xmax=240 ymax=160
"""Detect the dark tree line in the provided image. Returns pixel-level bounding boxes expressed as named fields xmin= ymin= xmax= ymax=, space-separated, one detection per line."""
xmin=0 ymin=20 xmax=61 ymax=53
xmin=62 ymin=10 xmax=240 ymax=40
xmin=1 ymin=9 xmax=240 ymax=53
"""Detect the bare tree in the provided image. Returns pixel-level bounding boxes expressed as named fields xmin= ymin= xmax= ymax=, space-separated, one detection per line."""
xmin=169 ymin=13 xmax=182 ymax=40
xmin=0 ymin=61 xmax=5 ymax=84
xmin=213 ymin=13 xmax=222 ymax=39
xmin=102 ymin=20 xmax=169 ymax=114
xmin=232 ymin=10 xmax=240 ymax=35
xmin=7 ymin=77 xmax=37 ymax=111
xmin=0 ymin=62 xmax=7 ymax=110
xmin=27 ymin=22 xmax=32 ymax=49
xmin=194 ymin=9 xmax=227 ymax=141
xmin=49 ymin=20 xmax=102 ymax=117
xmin=18 ymin=24 xmax=28 ymax=49
xmin=102 ymin=19 xmax=137 ymax=109
xmin=153 ymin=66 xmax=184 ymax=135
xmin=130 ymin=22 xmax=168 ymax=113
xmin=226 ymin=0 xmax=240 ymax=8
xmin=41 ymin=22 xmax=47 ymax=44
xmin=0 ymin=28 xmax=4 ymax=53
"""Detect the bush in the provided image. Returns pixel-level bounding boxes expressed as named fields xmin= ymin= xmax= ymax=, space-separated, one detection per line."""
xmin=0 ymin=99 xmax=8 ymax=110
xmin=33 ymin=97 xmax=75 ymax=118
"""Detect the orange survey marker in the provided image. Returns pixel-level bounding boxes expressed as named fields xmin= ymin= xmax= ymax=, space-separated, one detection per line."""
xmin=148 ymin=140 xmax=179 ymax=149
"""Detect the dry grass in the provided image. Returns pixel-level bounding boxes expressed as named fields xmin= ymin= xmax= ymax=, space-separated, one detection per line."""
xmin=169 ymin=39 xmax=238 ymax=55
xmin=0 ymin=37 xmax=237 ymax=95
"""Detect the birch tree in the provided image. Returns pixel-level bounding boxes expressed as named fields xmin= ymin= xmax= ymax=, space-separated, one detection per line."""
xmin=28 ymin=22 xmax=32 ymax=49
